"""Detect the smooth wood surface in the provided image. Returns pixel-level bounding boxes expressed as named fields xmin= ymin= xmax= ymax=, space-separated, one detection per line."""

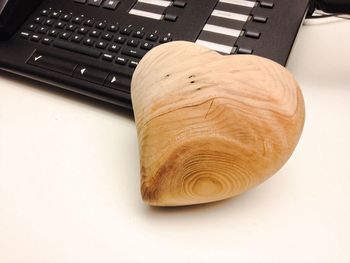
xmin=131 ymin=41 xmax=305 ymax=206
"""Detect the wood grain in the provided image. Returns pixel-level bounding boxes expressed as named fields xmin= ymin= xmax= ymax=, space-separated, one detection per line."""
xmin=131 ymin=41 xmax=305 ymax=206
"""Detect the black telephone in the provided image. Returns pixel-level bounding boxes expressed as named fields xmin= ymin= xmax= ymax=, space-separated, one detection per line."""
xmin=0 ymin=0 xmax=42 ymax=40
xmin=0 ymin=0 xmax=348 ymax=109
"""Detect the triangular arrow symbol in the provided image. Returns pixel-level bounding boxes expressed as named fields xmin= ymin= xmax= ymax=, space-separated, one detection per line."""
xmin=81 ymin=68 xmax=86 ymax=75
xmin=34 ymin=56 xmax=42 ymax=61
xmin=111 ymin=76 xmax=117 ymax=83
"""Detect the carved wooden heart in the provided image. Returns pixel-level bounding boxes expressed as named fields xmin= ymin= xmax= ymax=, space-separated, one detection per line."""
xmin=131 ymin=41 xmax=305 ymax=207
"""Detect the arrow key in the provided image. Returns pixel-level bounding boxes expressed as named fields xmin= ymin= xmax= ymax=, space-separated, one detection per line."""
xmin=105 ymin=73 xmax=131 ymax=92
xmin=73 ymin=65 xmax=109 ymax=85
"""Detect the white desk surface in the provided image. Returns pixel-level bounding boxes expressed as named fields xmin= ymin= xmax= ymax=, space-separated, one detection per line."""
xmin=1 ymin=19 xmax=350 ymax=263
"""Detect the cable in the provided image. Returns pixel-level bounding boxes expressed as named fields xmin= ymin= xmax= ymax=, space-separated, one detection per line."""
xmin=307 ymin=14 xmax=350 ymax=20
xmin=307 ymin=0 xmax=318 ymax=17
xmin=306 ymin=10 xmax=350 ymax=20
xmin=307 ymin=0 xmax=350 ymax=18
xmin=307 ymin=14 xmax=334 ymax=19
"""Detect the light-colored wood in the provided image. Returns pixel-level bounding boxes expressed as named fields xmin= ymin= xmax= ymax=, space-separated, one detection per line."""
xmin=131 ymin=41 xmax=305 ymax=207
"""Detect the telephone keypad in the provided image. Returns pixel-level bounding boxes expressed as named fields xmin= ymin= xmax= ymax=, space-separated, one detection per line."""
xmin=20 ymin=8 xmax=173 ymax=96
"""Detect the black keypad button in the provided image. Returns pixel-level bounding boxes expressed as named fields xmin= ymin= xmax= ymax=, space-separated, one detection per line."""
xmin=74 ymin=0 xmax=87 ymax=3
xmin=116 ymin=56 xmax=128 ymax=65
xmin=48 ymin=29 xmax=59 ymax=37
xmin=104 ymin=73 xmax=131 ymax=91
xmin=115 ymin=36 xmax=126 ymax=44
xmin=28 ymin=51 xmax=78 ymax=75
xmin=237 ymin=47 xmax=253 ymax=54
xmin=96 ymin=22 xmax=106 ymax=29
xmin=121 ymin=47 xmax=146 ymax=59
xmin=59 ymin=32 xmax=71 ymax=40
xmin=32 ymin=35 xmax=41 ymax=42
xmin=129 ymin=60 xmax=139 ymax=68
xmin=88 ymin=0 xmax=103 ymax=7
xmin=102 ymin=33 xmax=113 ymax=41
xmin=38 ymin=26 xmax=49 ymax=34
xmin=67 ymin=24 xmax=77 ymax=32
xmin=108 ymin=44 xmax=120 ymax=53
xmin=141 ymin=42 xmax=153 ymax=50
xmin=164 ymin=14 xmax=178 ymax=22
xmin=34 ymin=17 xmax=44 ymax=24
xmin=20 ymin=32 xmax=30 ymax=39
xmin=73 ymin=65 xmax=109 ymax=85
xmin=28 ymin=24 xmax=37 ymax=31
xmin=55 ymin=22 xmax=66 ymax=29
xmin=260 ymin=1 xmax=274 ymax=8
xmin=133 ymin=30 xmax=145 ymax=39
xmin=108 ymin=24 xmax=119 ymax=32
xmin=83 ymin=38 xmax=95 ymax=46
xmin=253 ymin=15 xmax=268 ymax=23
xmin=96 ymin=41 xmax=108 ymax=49
xmin=84 ymin=19 xmax=95 ymax=27
xmin=103 ymin=0 xmax=119 ymax=10
xmin=44 ymin=19 xmax=55 ymax=26
xmin=245 ymin=30 xmax=261 ymax=39
xmin=40 ymin=10 xmax=50 ymax=16
xmin=120 ymin=26 xmax=132 ymax=35
xmin=146 ymin=33 xmax=158 ymax=41
xmin=72 ymin=35 xmax=83 ymax=43
xmin=78 ymin=27 xmax=89 ymax=35
xmin=42 ymin=37 xmax=53 ymax=45
xmin=173 ymin=0 xmax=186 ymax=7
xmin=50 ymin=11 xmax=61 ymax=18
xmin=31 ymin=35 xmax=40 ymax=42
xmin=90 ymin=30 xmax=101 ymax=37
xmin=62 ymin=14 xmax=72 ymax=21
xmin=102 ymin=53 xmax=115 ymax=61
xmin=127 ymin=39 xmax=140 ymax=47
xmin=159 ymin=36 xmax=172 ymax=43
xmin=72 ymin=16 xmax=83 ymax=24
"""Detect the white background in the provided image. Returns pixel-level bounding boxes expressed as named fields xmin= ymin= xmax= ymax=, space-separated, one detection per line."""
xmin=1 ymin=18 xmax=350 ymax=263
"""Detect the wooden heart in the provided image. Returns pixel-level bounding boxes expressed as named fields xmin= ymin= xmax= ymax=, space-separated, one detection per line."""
xmin=131 ymin=41 xmax=305 ymax=207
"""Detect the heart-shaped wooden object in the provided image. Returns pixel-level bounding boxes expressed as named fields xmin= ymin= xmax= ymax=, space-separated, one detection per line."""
xmin=131 ymin=41 xmax=305 ymax=207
